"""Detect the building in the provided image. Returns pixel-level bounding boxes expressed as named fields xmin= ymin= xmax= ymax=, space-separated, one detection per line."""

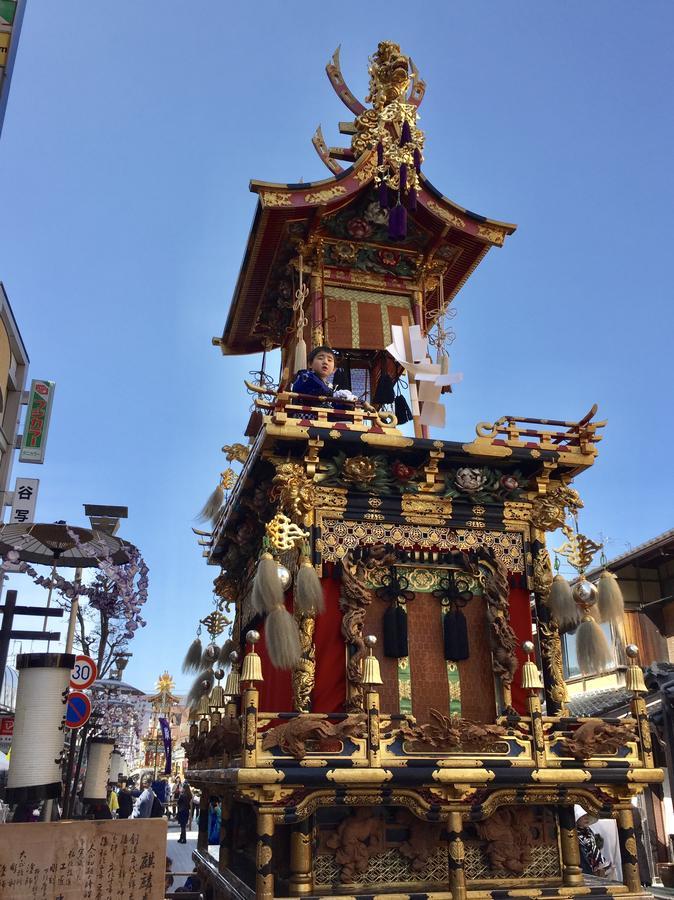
xmin=563 ymin=530 xmax=674 ymax=883
xmin=0 ymin=0 xmax=26 ymax=139
xmin=182 ymin=43 xmax=659 ymax=900
xmin=0 ymin=283 xmax=29 ymax=512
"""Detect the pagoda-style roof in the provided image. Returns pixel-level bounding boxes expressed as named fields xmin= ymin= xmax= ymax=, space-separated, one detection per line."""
xmin=215 ymin=149 xmax=516 ymax=356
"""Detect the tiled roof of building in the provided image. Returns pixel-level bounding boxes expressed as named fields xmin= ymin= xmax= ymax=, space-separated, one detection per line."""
xmin=567 ymin=686 xmax=633 ymax=717
xmin=585 ymin=527 xmax=674 ymax=579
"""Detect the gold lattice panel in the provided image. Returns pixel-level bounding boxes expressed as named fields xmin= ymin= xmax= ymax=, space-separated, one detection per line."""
xmin=314 ymin=847 xmax=450 ymax=887
xmin=317 ymin=519 xmax=525 ymax=572
xmin=464 ymin=843 xmax=561 ymax=880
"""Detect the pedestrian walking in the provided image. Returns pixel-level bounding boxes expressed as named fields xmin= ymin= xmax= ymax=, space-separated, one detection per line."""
xmin=117 ymin=782 xmax=133 ymax=819
xmin=208 ymin=797 xmax=221 ymax=845
xmin=176 ymin=783 xmax=192 ymax=843
xmin=131 ymin=777 xmax=159 ymax=818
xmin=107 ymin=783 xmax=119 ymax=817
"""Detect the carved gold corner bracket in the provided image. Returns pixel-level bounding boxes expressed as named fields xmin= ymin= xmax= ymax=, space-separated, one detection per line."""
xmin=259 ymin=191 xmax=293 ymax=208
xmin=304 ymin=186 xmax=347 ymax=205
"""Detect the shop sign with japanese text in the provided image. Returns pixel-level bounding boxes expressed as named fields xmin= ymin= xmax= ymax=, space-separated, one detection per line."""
xmin=9 ymin=476 xmax=39 ymax=524
xmin=19 ymin=379 xmax=55 ymax=464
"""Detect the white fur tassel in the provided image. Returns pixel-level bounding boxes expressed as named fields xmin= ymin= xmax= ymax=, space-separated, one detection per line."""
xmin=295 ymin=559 xmax=325 ymax=615
xmin=186 ymin=668 xmax=215 ymax=709
xmin=200 ymin=642 xmax=219 ymax=669
xmin=597 ymin=570 xmax=624 ymax=624
xmin=251 ymin=552 xmax=284 ymax=615
xmin=294 ymin=336 xmax=307 ymax=374
xmin=265 ymin=605 xmax=302 ymax=669
xmin=548 ymin=575 xmax=581 ymax=629
xmin=196 ymin=483 xmax=224 ymax=526
xmin=576 ymin=615 xmax=613 ymax=675
xmin=182 ymin=637 xmax=203 ymax=674
xmin=217 ymin=639 xmax=236 ymax=666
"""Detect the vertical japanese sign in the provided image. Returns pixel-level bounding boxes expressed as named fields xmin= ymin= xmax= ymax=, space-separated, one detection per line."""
xmin=0 ymin=3 xmax=17 ymax=70
xmin=19 ymin=379 xmax=55 ymax=464
xmin=9 ymin=476 xmax=38 ymax=524
xmin=158 ymin=717 xmax=171 ymax=775
xmin=0 ymin=715 xmax=13 ymax=753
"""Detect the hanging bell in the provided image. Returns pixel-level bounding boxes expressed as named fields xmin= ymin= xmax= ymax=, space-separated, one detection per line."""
xmin=241 ymin=630 xmax=264 ymax=683
xmin=362 ymin=635 xmax=383 ymax=686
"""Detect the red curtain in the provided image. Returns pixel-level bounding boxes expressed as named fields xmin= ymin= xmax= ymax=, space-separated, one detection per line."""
xmin=508 ymin=585 xmax=533 ymax=715
xmin=313 ymin=576 xmax=347 ymax=713
xmin=253 ymin=575 xmax=346 ymax=715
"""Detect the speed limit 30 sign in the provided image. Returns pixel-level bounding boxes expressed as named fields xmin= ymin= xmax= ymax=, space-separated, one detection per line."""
xmin=69 ymin=655 xmax=98 ymax=690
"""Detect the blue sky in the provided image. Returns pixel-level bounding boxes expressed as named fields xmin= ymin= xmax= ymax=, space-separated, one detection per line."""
xmin=0 ymin=1 xmax=672 ymax=692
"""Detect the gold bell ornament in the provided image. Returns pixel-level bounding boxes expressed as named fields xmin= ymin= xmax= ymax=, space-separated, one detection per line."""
xmin=362 ymin=635 xmax=383 ymax=686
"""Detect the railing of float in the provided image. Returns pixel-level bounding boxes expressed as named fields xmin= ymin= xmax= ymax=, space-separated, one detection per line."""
xmin=474 ymin=404 xmax=606 ymax=455
xmin=244 ymin=381 xmax=399 ymax=431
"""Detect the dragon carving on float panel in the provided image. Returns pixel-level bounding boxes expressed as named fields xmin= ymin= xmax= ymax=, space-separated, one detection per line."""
xmin=398 ymin=709 xmax=506 ymax=753
xmin=340 ymin=545 xmax=396 ymax=712
xmin=560 ymin=718 xmax=637 ymax=759
xmin=261 ymin=714 xmax=367 ymax=760
xmin=479 ymin=548 xmax=519 ymax=706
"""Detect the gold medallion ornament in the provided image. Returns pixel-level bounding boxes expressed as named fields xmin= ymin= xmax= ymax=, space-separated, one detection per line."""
xmin=555 ymin=531 xmax=603 ymax=573
xmin=200 ymin=610 xmax=231 ymax=638
xmin=265 ymin=512 xmax=309 ymax=552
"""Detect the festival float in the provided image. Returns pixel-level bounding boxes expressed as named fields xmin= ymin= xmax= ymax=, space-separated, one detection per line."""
xmin=183 ymin=42 xmax=660 ymax=900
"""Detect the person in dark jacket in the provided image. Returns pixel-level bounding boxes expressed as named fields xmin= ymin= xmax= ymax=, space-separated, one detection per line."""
xmin=291 ymin=346 xmax=358 ymax=414
xmin=117 ymin=782 xmax=133 ymax=819
xmin=176 ymin=783 xmax=193 ymax=843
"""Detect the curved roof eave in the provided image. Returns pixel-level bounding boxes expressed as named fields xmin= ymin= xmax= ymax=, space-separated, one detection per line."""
xmin=249 ymin=150 xmax=517 ymax=240
xmin=216 ymin=153 xmax=517 ymax=355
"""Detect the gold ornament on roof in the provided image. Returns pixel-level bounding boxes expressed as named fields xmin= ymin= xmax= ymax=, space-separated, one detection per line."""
xmin=155 ymin=671 xmax=175 ymax=695
xmin=221 ymin=443 xmax=250 ymax=464
xmin=350 ymin=42 xmax=425 ymax=222
xmin=266 ymin=512 xmax=309 ymax=552
xmin=366 ymin=41 xmax=411 ymax=108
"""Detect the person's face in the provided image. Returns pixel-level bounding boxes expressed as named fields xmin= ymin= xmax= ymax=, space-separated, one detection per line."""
xmin=577 ymin=814 xmax=597 ymax=829
xmin=311 ymin=351 xmax=335 ymax=379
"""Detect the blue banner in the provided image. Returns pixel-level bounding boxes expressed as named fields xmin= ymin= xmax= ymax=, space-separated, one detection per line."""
xmin=158 ymin=717 xmax=171 ymax=775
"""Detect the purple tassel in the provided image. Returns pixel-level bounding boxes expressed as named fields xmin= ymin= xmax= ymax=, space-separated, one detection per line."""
xmin=413 ymin=147 xmax=421 ymax=174
xmin=379 ymin=179 xmax=388 ymax=209
xmin=400 ymin=164 xmax=407 ymax=195
xmin=408 ymin=187 xmax=417 ymax=211
xmin=401 ymin=121 xmax=411 ymax=146
xmin=388 ymin=203 xmax=407 ymax=241
xmin=377 ymin=141 xmax=383 ymax=166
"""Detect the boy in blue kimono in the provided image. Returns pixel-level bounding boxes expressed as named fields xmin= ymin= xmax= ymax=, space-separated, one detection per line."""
xmin=291 ymin=346 xmax=358 ymax=405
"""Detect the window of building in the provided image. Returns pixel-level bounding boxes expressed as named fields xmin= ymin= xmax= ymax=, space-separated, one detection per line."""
xmin=562 ymin=621 xmax=616 ymax=679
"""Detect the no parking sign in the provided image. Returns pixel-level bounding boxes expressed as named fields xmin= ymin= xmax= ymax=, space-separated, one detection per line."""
xmin=65 ymin=691 xmax=92 ymax=729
